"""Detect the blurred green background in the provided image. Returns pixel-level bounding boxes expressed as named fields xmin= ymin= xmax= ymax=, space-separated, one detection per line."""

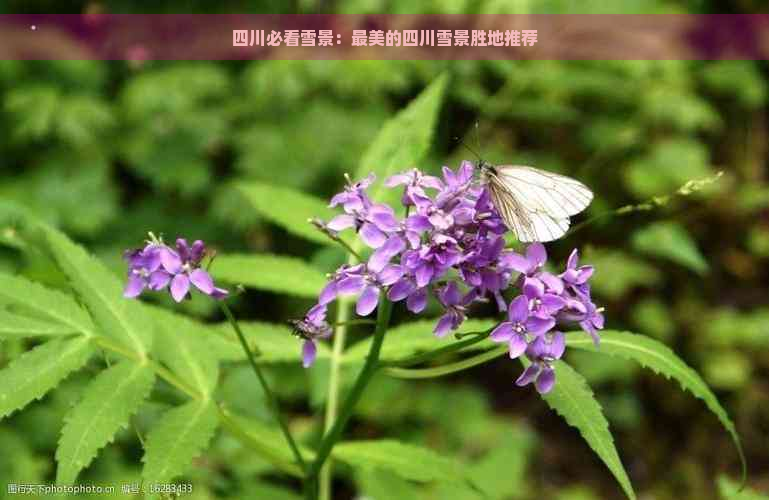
xmin=1 ymin=1 xmax=769 ymax=500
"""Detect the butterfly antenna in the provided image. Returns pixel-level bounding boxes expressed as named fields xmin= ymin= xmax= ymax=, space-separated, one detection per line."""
xmin=453 ymin=135 xmax=482 ymax=161
xmin=473 ymin=121 xmax=483 ymax=157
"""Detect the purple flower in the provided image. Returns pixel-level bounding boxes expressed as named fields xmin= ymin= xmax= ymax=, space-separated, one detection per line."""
xmin=317 ymin=260 xmax=403 ymax=317
xmin=516 ymin=331 xmax=566 ymax=394
xmin=306 ymin=164 xmax=603 ymax=393
xmin=290 ymin=304 xmax=332 ymax=368
xmin=489 ymin=295 xmax=555 ymax=358
xmin=561 ymin=249 xmax=594 ymax=292
xmin=433 ymin=282 xmax=470 ymax=337
xmin=122 ymin=235 xmax=228 ymax=303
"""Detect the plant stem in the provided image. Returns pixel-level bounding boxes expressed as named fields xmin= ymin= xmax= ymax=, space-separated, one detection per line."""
xmin=319 ymin=295 xmax=351 ymax=500
xmin=218 ymin=301 xmax=307 ymax=474
xmin=307 ymin=297 xmax=393 ymax=499
xmin=384 ymin=344 xmax=507 ymax=379
xmin=382 ymin=329 xmax=492 ymax=368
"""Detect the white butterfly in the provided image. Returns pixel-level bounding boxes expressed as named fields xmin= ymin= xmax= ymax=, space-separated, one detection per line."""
xmin=478 ymin=161 xmax=594 ymax=243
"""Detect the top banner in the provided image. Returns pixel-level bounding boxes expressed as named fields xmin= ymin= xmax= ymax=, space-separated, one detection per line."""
xmin=2 ymin=14 xmax=769 ymax=60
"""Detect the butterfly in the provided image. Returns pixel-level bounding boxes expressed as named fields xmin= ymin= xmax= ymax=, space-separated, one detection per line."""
xmin=478 ymin=160 xmax=594 ymax=243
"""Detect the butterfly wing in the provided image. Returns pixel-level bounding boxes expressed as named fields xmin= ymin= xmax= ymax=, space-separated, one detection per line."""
xmin=486 ymin=165 xmax=593 ymax=242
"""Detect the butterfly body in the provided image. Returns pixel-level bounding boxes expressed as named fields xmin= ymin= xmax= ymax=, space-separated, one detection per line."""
xmin=477 ymin=161 xmax=593 ymax=243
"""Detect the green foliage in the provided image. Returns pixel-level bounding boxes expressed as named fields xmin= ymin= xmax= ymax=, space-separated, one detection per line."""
xmin=355 ymin=73 xmax=448 ymax=207
xmin=152 ymin=312 xmax=219 ymax=398
xmin=333 ymin=439 xmax=465 ymax=484
xmin=0 ymin=337 xmax=94 ymax=419
xmin=718 ymin=475 xmax=769 ymax=500
xmin=141 ymin=399 xmax=219 ymax=485
xmin=45 ymin=227 xmax=154 ymax=357
xmin=56 ymin=361 xmax=156 ymax=485
xmin=235 ymin=181 xmax=335 ymax=245
xmin=631 ymin=221 xmax=708 ymax=274
xmin=0 ymin=273 xmax=95 ymax=336
xmin=212 ymin=253 xmax=328 ymax=298
xmin=567 ymin=330 xmax=746 ymax=480
xmin=218 ymin=321 xmax=331 ymax=363
xmin=0 ymin=310 xmax=79 ymax=338
xmin=524 ymin=357 xmax=636 ymax=500
xmin=583 ymin=248 xmax=662 ymax=299
xmin=345 ymin=318 xmax=496 ymax=363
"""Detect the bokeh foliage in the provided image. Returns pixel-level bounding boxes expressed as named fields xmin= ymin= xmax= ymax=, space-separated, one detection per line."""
xmin=2 ymin=1 xmax=769 ymax=499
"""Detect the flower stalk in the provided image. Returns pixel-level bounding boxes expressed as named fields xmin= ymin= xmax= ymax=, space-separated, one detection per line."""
xmin=305 ymin=296 xmax=393 ymax=499
xmin=219 ymin=301 xmax=307 ymax=474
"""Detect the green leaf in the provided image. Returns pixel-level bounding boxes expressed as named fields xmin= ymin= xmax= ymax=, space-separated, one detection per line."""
xmin=141 ymin=399 xmax=219 ymax=485
xmin=631 ymin=221 xmax=708 ymax=274
xmin=44 ymin=227 xmax=153 ymax=358
xmin=524 ymin=358 xmax=636 ymax=500
xmin=355 ymin=74 xmax=449 ymax=207
xmin=0 ymin=311 xmax=79 ymax=338
xmin=216 ymin=321 xmax=331 ymax=364
xmin=718 ymin=475 xmax=768 ymax=500
xmin=151 ymin=308 xmax=219 ymax=397
xmin=0 ymin=337 xmax=94 ymax=419
xmin=333 ymin=439 xmax=464 ymax=484
xmin=212 ymin=253 xmax=327 ymax=298
xmin=217 ymin=410 xmax=308 ymax=478
xmin=56 ymin=361 xmax=156 ymax=485
xmin=235 ymin=181 xmax=335 ymax=245
xmin=0 ymin=273 xmax=95 ymax=336
xmin=345 ymin=318 xmax=495 ymax=363
xmin=567 ymin=330 xmax=746 ymax=482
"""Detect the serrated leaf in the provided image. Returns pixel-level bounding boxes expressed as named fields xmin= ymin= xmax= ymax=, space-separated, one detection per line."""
xmin=216 ymin=321 xmax=331 ymax=364
xmin=344 ymin=318 xmax=496 ymax=363
xmin=56 ymin=361 xmax=155 ymax=485
xmin=0 ymin=273 xmax=95 ymax=336
xmin=567 ymin=330 xmax=745 ymax=482
xmin=151 ymin=309 xmax=219 ymax=397
xmin=631 ymin=221 xmax=708 ymax=274
xmin=0 ymin=310 xmax=79 ymax=338
xmin=333 ymin=439 xmax=464 ymax=484
xmin=0 ymin=337 xmax=94 ymax=419
xmin=523 ymin=358 xmax=636 ymax=500
xmin=141 ymin=399 xmax=218 ymax=485
xmin=235 ymin=181 xmax=335 ymax=245
xmin=355 ymin=74 xmax=448 ymax=207
xmin=212 ymin=253 xmax=327 ymax=298
xmin=44 ymin=228 xmax=153 ymax=357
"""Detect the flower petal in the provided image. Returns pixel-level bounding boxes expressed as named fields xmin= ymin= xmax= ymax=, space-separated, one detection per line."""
xmin=526 ymin=317 xmax=556 ymax=336
xmin=123 ymin=275 xmax=145 ymax=298
xmin=526 ymin=243 xmax=547 ymax=269
xmin=160 ymin=247 xmax=183 ymax=274
xmin=319 ymin=281 xmax=338 ymax=305
xmin=508 ymin=334 xmax=528 ymax=358
xmin=377 ymin=264 xmax=404 ymax=286
xmin=302 ymin=340 xmax=317 ymax=368
xmin=406 ymin=287 xmax=427 ymax=313
xmin=359 ymin=223 xmax=388 ymax=249
xmin=489 ymin=322 xmax=513 ymax=342
xmin=433 ymin=314 xmax=454 ymax=338
xmin=337 ymin=276 xmax=366 ymax=295
xmin=523 ymin=277 xmax=545 ymax=299
xmin=356 ymin=285 xmax=380 ymax=316
xmin=189 ymin=269 xmax=215 ymax=294
xmin=535 ymin=367 xmax=556 ymax=394
xmin=388 ymin=278 xmax=415 ymax=302
xmin=326 ymin=214 xmax=356 ymax=231
xmin=515 ymin=363 xmax=540 ymax=387
xmin=507 ymin=295 xmax=529 ymax=323
xmin=148 ymin=270 xmax=171 ymax=291
xmin=170 ymin=274 xmax=190 ymax=302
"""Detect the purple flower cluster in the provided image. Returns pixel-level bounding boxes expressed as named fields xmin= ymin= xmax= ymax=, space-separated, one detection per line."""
xmin=123 ymin=236 xmax=228 ymax=302
xmin=299 ymin=162 xmax=603 ymax=393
